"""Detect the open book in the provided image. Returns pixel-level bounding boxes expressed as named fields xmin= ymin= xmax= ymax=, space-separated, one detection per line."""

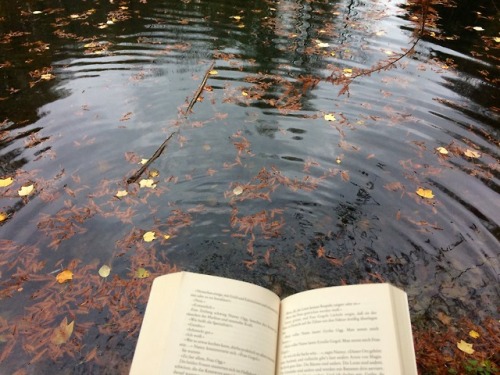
xmin=130 ymin=272 xmax=417 ymax=374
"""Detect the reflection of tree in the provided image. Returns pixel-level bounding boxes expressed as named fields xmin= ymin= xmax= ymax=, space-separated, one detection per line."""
xmin=404 ymin=0 xmax=500 ymax=113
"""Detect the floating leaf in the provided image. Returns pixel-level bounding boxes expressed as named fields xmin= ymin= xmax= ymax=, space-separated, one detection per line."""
xmin=472 ymin=26 xmax=484 ymax=31
xmin=241 ymin=91 xmax=248 ymax=96
xmin=139 ymin=179 xmax=156 ymax=188
xmin=209 ymin=69 xmax=218 ymax=75
xmin=115 ymin=189 xmax=128 ymax=198
xmin=0 ymin=177 xmax=14 ymax=187
xmin=56 ymin=270 xmax=73 ymax=283
xmin=149 ymin=169 xmax=159 ymax=178
xmin=164 ymin=234 xmax=171 ymax=240
xmin=457 ymin=340 xmax=474 ymax=354
xmin=464 ymin=149 xmax=480 ymax=158
xmin=324 ymin=113 xmax=336 ymax=122
xmin=416 ymin=188 xmax=434 ymax=199
xmin=143 ymin=231 xmax=156 ymax=242
xmin=437 ymin=311 xmax=451 ymax=325
xmin=494 ymin=37 xmax=500 ymax=43
xmin=98 ymin=265 xmax=111 ymax=278
xmin=140 ymin=158 xmax=149 ymax=165
xmin=32 ymin=10 xmax=43 ymax=14
xmin=233 ymin=186 xmax=243 ymax=196
xmin=436 ymin=147 xmax=449 ymax=155
xmin=230 ymin=15 xmax=242 ymax=21
xmin=18 ymin=184 xmax=34 ymax=197
xmin=51 ymin=317 xmax=74 ymax=345
xmin=469 ymin=330 xmax=480 ymax=339
xmin=41 ymin=73 xmax=55 ymax=80
xmin=343 ymin=68 xmax=353 ymax=77
xmin=0 ymin=212 xmax=8 ymax=222
xmin=315 ymin=40 xmax=329 ymax=48
xmin=135 ymin=267 xmax=150 ymax=279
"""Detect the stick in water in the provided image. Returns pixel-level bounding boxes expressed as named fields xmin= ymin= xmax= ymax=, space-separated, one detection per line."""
xmin=126 ymin=61 xmax=215 ymax=184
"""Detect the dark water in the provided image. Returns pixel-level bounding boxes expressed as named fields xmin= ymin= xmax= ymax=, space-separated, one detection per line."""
xmin=0 ymin=0 xmax=498 ymax=372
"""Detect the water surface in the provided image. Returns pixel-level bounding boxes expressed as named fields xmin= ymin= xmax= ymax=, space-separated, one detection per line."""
xmin=0 ymin=0 xmax=498 ymax=372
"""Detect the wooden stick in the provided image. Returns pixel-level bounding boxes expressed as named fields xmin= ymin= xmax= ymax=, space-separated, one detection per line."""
xmin=184 ymin=61 xmax=215 ymax=116
xmin=126 ymin=132 xmax=177 ymax=184
xmin=126 ymin=62 xmax=215 ymax=184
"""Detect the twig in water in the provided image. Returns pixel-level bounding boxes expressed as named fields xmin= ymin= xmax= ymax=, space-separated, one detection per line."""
xmin=126 ymin=61 xmax=215 ymax=184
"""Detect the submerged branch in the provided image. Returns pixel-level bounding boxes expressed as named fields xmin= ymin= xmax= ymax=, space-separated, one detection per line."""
xmin=185 ymin=61 xmax=215 ymax=116
xmin=126 ymin=61 xmax=215 ymax=184
xmin=126 ymin=132 xmax=177 ymax=184
xmin=328 ymin=0 xmax=428 ymax=95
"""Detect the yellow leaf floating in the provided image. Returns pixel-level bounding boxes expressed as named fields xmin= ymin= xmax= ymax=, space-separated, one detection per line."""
xmin=164 ymin=234 xmax=171 ymax=240
xmin=464 ymin=149 xmax=480 ymax=158
xmin=18 ymin=184 xmax=34 ymax=196
xmin=233 ymin=186 xmax=243 ymax=196
xmin=56 ymin=270 xmax=73 ymax=283
xmin=209 ymin=69 xmax=218 ymax=75
xmin=139 ymin=179 xmax=156 ymax=188
xmin=469 ymin=330 xmax=480 ymax=339
xmin=457 ymin=340 xmax=474 ymax=354
xmin=98 ymin=265 xmax=111 ymax=278
xmin=416 ymin=188 xmax=434 ymax=199
xmin=436 ymin=147 xmax=449 ymax=155
xmin=343 ymin=68 xmax=353 ymax=77
xmin=0 ymin=177 xmax=14 ymax=187
xmin=51 ymin=317 xmax=74 ymax=345
xmin=135 ymin=267 xmax=150 ymax=279
xmin=143 ymin=231 xmax=156 ymax=242
xmin=115 ymin=190 xmax=128 ymax=198
xmin=149 ymin=169 xmax=159 ymax=178
xmin=41 ymin=73 xmax=55 ymax=80
xmin=324 ymin=113 xmax=336 ymax=122
xmin=0 ymin=212 xmax=8 ymax=222
xmin=140 ymin=158 xmax=149 ymax=165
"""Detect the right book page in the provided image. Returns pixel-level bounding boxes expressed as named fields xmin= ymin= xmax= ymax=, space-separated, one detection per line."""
xmin=275 ymin=283 xmax=417 ymax=375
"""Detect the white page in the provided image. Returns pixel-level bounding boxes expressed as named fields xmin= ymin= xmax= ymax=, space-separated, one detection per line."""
xmin=276 ymin=283 xmax=416 ymax=375
xmin=130 ymin=272 xmax=280 ymax=375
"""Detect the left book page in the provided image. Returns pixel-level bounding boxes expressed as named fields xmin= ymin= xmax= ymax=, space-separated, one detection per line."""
xmin=130 ymin=272 xmax=281 ymax=375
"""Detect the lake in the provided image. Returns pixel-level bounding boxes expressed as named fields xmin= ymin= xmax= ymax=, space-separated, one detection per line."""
xmin=0 ymin=0 xmax=498 ymax=373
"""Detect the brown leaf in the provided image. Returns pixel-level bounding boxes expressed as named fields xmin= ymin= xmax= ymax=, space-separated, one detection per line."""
xmin=384 ymin=181 xmax=404 ymax=192
xmin=340 ymin=170 xmax=350 ymax=182
xmin=437 ymin=312 xmax=451 ymax=325
xmin=51 ymin=317 xmax=74 ymax=345
xmin=326 ymin=256 xmax=343 ymax=266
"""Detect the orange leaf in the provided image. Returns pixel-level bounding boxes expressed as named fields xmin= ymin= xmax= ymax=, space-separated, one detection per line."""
xmin=56 ymin=269 xmax=73 ymax=283
xmin=51 ymin=317 xmax=74 ymax=345
xmin=340 ymin=170 xmax=350 ymax=182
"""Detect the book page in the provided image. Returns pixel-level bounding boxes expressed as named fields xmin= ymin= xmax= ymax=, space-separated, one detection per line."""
xmin=130 ymin=272 xmax=281 ymax=375
xmin=276 ymin=284 xmax=417 ymax=375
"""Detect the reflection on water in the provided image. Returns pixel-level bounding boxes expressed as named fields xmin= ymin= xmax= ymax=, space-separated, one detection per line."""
xmin=0 ymin=0 xmax=498 ymax=372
